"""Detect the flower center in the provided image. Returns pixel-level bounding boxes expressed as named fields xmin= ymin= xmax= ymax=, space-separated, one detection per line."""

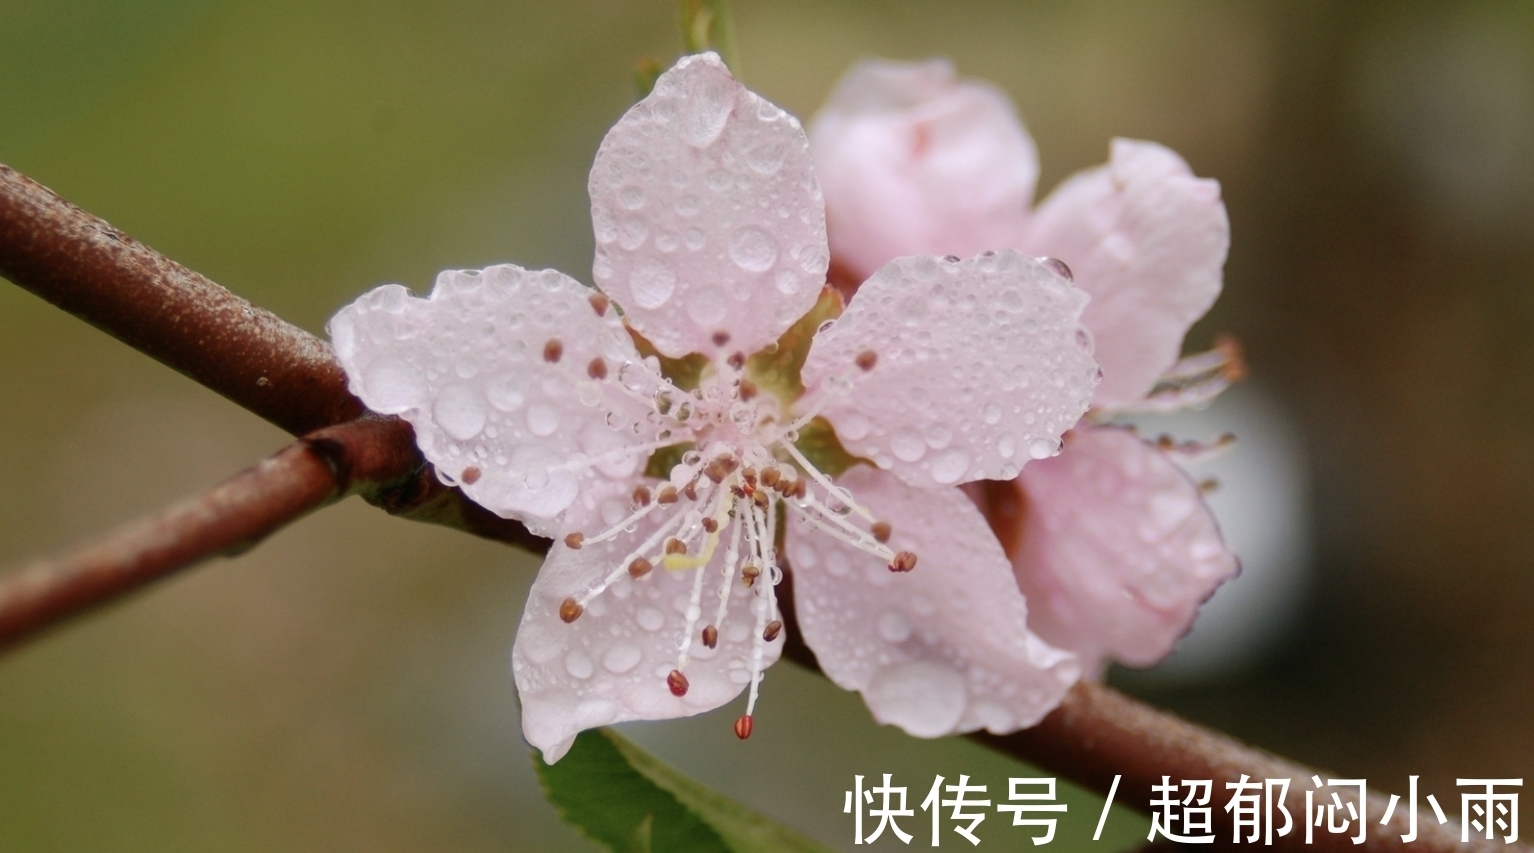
xmin=556 ymin=348 xmax=915 ymax=739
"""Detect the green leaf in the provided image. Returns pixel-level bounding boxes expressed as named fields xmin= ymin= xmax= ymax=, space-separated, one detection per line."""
xmin=745 ymin=286 xmax=844 ymax=405
xmin=536 ymin=729 xmax=836 ymax=853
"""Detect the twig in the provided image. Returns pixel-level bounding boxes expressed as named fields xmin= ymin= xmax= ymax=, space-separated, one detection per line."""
xmin=0 ymin=163 xmax=541 ymax=549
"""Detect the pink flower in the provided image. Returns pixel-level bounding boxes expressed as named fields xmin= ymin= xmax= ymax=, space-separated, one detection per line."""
xmin=329 ymin=53 xmax=1102 ymax=761
xmin=811 ymin=58 xmax=1241 ymax=677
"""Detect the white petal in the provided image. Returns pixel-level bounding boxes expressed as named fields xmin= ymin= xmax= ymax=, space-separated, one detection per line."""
xmin=786 ymin=466 xmax=1078 ymax=737
xmin=329 ymin=265 xmax=667 ymax=538
xmin=513 ymin=523 xmax=782 ymax=762
xmin=800 ymin=251 xmax=1098 ymax=488
xmin=589 ymin=51 xmax=828 ymax=359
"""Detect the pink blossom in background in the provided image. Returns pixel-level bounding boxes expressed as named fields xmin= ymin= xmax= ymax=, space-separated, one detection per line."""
xmin=811 ymin=58 xmax=1241 ymax=677
xmin=329 ymin=53 xmax=1103 ymax=761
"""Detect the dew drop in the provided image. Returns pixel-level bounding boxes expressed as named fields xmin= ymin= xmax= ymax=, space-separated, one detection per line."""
xmin=629 ymin=259 xmax=676 ymax=308
xmin=564 ymin=651 xmax=594 ymax=679
xmin=877 ymin=610 xmax=912 ymax=644
xmin=602 ymin=644 xmax=642 ymax=674
xmin=983 ymin=402 xmax=1002 ymax=425
xmin=362 ymin=357 xmax=426 ymax=411
xmin=682 ymin=73 xmax=735 ymax=147
xmin=618 ymin=185 xmax=646 ymax=210
xmin=686 ymin=286 xmax=728 ymax=326
xmin=434 ymin=385 xmax=487 ymax=440
xmin=1028 ymin=439 xmax=1058 ymax=460
xmin=637 ymin=608 xmax=665 ymax=632
xmin=527 ymin=404 xmax=561 ymax=437
xmin=728 ymin=226 xmax=779 ymax=272
xmin=865 ymin=661 xmax=967 ymax=737
xmin=891 ymin=430 xmax=926 ymax=462
xmin=929 ymin=448 xmax=970 ymax=484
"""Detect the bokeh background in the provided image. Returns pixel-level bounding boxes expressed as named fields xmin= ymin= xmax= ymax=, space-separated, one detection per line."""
xmin=2 ymin=1 xmax=1532 ymax=850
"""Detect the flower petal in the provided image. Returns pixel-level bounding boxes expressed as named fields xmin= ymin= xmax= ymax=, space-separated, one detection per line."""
xmin=1008 ymin=426 xmax=1239 ymax=676
xmin=1021 ymin=139 xmax=1229 ymax=410
xmin=801 ymin=251 xmax=1097 ymax=488
xmin=810 ymin=58 xmax=1038 ymax=282
xmin=589 ymin=52 xmax=827 ymax=359
xmin=786 ymin=466 xmax=1078 ymax=737
xmin=328 ymin=265 xmax=666 ymax=538
xmin=513 ymin=525 xmax=782 ymax=762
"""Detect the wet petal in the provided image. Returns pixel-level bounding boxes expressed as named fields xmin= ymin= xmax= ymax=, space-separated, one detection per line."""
xmin=1021 ymin=139 xmax=1229 ymax=410
xmin=801 ymin=252 xmax=1097 ymax=488
xmin=787 ymin=466 xmax=1078 ymax=736
xmin=513 ymin=522 xmax=782 ymax=762
xmin=811 ymin=58 xmax=1038 ymax=282
xmin=1008 ymin=426 xmax=1239 ymax=676
xmin=590 ymin=52 xmax=827 ymax=359
xmin=328 ymin=265 xmax=666 ymax=538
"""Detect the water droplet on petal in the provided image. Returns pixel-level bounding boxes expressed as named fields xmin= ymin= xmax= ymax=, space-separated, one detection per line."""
xmin=877 ymin=610 xmax=912 ymax=643
xmin=865 ymin=661 xmax=967 ymax=737
xmin=636 ymin=608 xmax=665 ymax=632
xmin=729 ymin=226 xmax=778 ymax=272
xmin=629 ymin=259 xmax=677 ymax=309
xmin=362 ymin=357 xmax=427 ymax=411
xmin=527 ymin=404 xmax=561 ymax=437
xmin=564 ymin=651 xmax=594 ymax=679
xmin=434 ymin=384 xmax=487 ymax=440
xmin=929 ymin=448 xmax=970 ymax=484
xmin=682 ymin=73 xmax=735 ymax=147
xmin=891 ymin=430 xmax=926 ymax=462
xmin=1028 ymin=439 xmax=1058 ymax=460
xmin=602 ymin=644 xmax=642 ymax=674
xmin=983 ymin=403 xmax=1002 ymax=425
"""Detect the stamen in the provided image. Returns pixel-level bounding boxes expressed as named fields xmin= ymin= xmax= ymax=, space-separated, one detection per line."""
xmin=702 ymin=625 xmax=719 ymax=648
xmin=734 ymin=714 xmax=754 ymax=740
xmin=559 ymin=598 xmax=583 ymax=623
xmin=588 ymin=293 xmax=610 ymax=316
xmin=575 ymin=509 xmax=691 ymax=606
xmin=683 ymin=480 xmax=699 ymax=501
xmin=709 ymin=520 xmax=744 ymax=638
xmin=564 ymin=532 xmax=584 ymax=550
xmin=675 ymin=543 xmax=711 ymax=668
xmin=543 ymin=339 xmax=563 ymax=363
xmin=779 ymin=440 xmax=875 ymax=522
xmin=741 ymin=564 xmax=760 ymax=587
xmin=702 ymin=517 xmax=718 ymax=533
xmin=665 ymin=538 xmax=687 ymax=555
xmin=855 ymin=350 xmax=877 ymax=372
xmin=666 ymin=669 xmax=689 ymax=697
xmin=628 ymin=557 xmax=653 ymax=578
xmin=763 ymin=620 xmax=783 ymax=641
xmin=739 ymin=379 xmax=758 ymax=401
xmin=587 ymin=357 xmax=608 ymax=380
xmin=759 ymin=467 xmax=781 ymax=488
xmin=795 ymin=492 xmax=896 ymax=559
xmin=460 ymin=466 xmax=482 ymax=484
xmin=727 ymin=351 xmax=746 ymax=369
xmin=889 ymin=551 xmax=918 ymax=573
xmin=658 ymin=485 xmax=679 ymax=504
xmin=711 ymin=330 xmax=730 ymax=347
xmin=633 ymin=485 xmax=652 ymax=506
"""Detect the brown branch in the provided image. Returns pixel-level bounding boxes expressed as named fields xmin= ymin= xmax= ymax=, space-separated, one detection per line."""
xmin=0 ymin=162 xmax=540 ymax=549
xmin=0 ymin=164 xmax=360 ymax=437
xmin=0 ymin=164 xmax=1513 ymax=853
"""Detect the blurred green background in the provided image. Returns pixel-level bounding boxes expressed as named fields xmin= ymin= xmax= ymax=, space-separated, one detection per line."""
xmin=3 ymin=1 xmax=1532 ymax=850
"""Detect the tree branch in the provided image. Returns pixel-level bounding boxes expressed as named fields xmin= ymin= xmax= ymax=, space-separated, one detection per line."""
xmin=0 ymin=162 xmax=540 ymax=549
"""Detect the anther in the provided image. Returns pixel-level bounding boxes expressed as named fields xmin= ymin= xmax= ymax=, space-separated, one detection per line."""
xmin=752 ymin=491 xmax=769 ymax=508
xmin=543 ymin=339 xmax=563 ymax=363
xmin=701 ymin=625 xmax=719 ymax=648
xmin=734 ymin=714 xmax=754 ymax=740
xmin=587 ymin=357 xmax=608 ymax=380
xmin=855 ymin=350 xmax=878 ymax=372
xmin=683 ymin=481 xmax=699 ymax=501
xmin=763 ymin=620 xmax=783 ymax=642
xmin=588 ymin=293 xmax=611 ymax=316
xmin=665 ymin=538 xmax=687 ymax=555
xmin=702 ymin=517 xmax=719 ymax=533
xmin=727 ymin=351 xmax=746 ymax=369
xmin=889 ymin=551 xmax=918 ymax=573
xmin=871 ymin=521 xmax=892 ymax=543
xmin=1199 ymin=478 xmax=1220 ymax=494
xmin=741 ymin=564 xmax=761 ymax=587
xmin=657 ymin=485 xmax=679 ymax=505
xmin=666 ymin=669 xmax=690 ymax=697
xmin=633 ymin=485 xmax=652 ymax=507
xmin=628 ymin=557 xmax=653 ymax=578
xmin=790 ymin=479 xmax=808 ymax=499
xmin=564 ymin=532 xmax=585 ymax=550
xmin=461 ymin=466 xmax=482 ymax=485
xmin=558 ymin=597 xmax=584 ymax=623
xmin=759 ymin=467 xmax=781 ymax=488
xmin=739 ymin=379 xmax=758 ymax=401
xmin=711 ymin=330 xmax=730 ymax=347
xmin=704 ymin=459 xmax=730 ymax=483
